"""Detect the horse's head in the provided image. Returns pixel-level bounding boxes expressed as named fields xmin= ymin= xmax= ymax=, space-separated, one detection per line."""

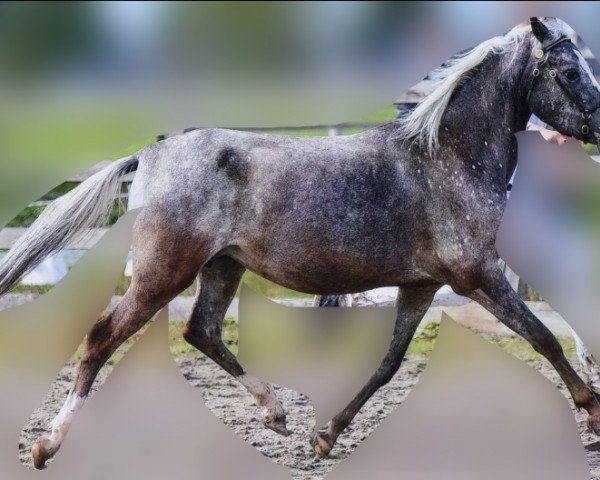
xmin=526 ymin=17 xmax=600 ymax=145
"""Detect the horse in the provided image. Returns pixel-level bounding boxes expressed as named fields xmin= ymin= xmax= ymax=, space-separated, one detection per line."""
xmin=0 ymin=16 xmax=599 ymax=469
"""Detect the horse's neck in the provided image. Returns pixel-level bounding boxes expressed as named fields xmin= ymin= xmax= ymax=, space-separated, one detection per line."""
xmin=440 ymin=44 xmax=532 ymax=167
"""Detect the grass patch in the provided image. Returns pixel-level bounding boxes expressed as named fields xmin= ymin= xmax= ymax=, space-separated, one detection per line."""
xmin=8 ymin=283 xmax=53 ymax=295
xmin=168 ymin=317 xmax=240 ymax=359
xmin=6 ymin=182 xmax=80 ymax=227
xmin=7 ymin=205 xmax=46 ymax=228
xmin=406 ymin=322 xmax=577 ymax=363
xmin=406 ymin=337 xmax=437 ymax=357
xmin=350 ymin=105 xmax=397 ymax=124
xmin=67 ymin=319 xmax=577 ymax=375
xmin=238 ymin=272 xmax=311 ymax=299
xmin=407 ymin=322 xmax=439 ymax=357
xmin=262 ymin=128 xmax=329 ymax=137
xmin=6 ymin=181 xmax=130 ymax=228
xmin=70 ymin=316 xmax=240 ymax=364
xmin=13 ymin=269 xmax=312 ymax=299
xmin=112 ymin=270 xmax=310 ymax=299
xmin=582 ymin=142 xmax=600 ymax=155
xmin=486 ymin=333 xmax=576 ymax=363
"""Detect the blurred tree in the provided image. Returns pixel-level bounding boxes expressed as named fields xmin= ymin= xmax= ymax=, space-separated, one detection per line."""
xmin=0 ymin=2 xmax=99 ymax=83
xmin=166 ymin=2 xmax=301 ymax=75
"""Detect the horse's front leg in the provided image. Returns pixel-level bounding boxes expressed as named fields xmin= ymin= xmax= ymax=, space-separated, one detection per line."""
xmin=310 ymin=285 xmax=438 ymax=457
xmin=467 ymin=262 xmax=600 ymax=433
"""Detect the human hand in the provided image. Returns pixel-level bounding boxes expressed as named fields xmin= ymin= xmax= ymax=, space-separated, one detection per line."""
xmin=526 ymin=123 xmax=569 ymax=145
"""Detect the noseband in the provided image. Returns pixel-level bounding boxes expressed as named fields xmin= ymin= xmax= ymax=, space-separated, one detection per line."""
xmin=526 ymin=35 xmax=596 ymax=137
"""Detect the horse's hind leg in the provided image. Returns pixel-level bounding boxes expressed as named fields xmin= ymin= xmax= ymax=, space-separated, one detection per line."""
xmin=181 ymin=255 xmax=288 ymax=436
xmin=31 ymin=291 xmax=179 ymax=469
xmin=311 ymin=285 xmax=437 ymax=457
xmin=468 ymin=263 xmax=600 ymax=433
xmin=31 ymin=222 xmax=203 ymax=469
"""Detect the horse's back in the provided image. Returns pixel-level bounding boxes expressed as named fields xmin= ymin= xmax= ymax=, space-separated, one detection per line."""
xmin=129 ymin=126 xmax=402 ymax=213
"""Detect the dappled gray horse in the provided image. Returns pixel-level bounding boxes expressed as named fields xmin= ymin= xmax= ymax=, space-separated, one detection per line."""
xmin=1 ymin=17 xmax=600 ymax=468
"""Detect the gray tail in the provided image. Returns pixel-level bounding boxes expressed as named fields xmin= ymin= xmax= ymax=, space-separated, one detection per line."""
xmin=0 ymin=156 xmax=139 ymax=296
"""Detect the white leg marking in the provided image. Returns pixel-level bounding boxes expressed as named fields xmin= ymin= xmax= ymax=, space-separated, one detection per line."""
xmin=238 ymin=374 xmax=284 ymax=417
xmin=44 ymin=391 xmax=86 ymax=455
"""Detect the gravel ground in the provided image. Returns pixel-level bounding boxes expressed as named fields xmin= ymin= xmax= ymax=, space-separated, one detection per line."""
xmin=18 ymin=352 xmax=600 ymax=479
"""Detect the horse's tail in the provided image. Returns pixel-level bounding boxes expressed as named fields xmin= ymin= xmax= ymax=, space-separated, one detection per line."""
xmin=0 ymin=155 xmax=139 ymax=296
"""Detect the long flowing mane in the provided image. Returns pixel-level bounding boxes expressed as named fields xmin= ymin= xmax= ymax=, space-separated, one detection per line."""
xmin=398 ymin=24 xmax=532 ymax=156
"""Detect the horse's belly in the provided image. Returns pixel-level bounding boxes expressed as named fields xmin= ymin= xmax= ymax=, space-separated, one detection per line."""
xmin=229 ymin=248 xmax=422 ymax=295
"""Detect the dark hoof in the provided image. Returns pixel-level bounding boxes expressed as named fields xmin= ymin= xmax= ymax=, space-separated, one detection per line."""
xmin=263 ymin=412 xmax=290 ymax=437
xmin=588 ymin=416 xmax=600 ymax=436
xmin=31 ymin=437 xmax=52 ymax=470
xmin=310 ymin=431 xmax=333 ymax=458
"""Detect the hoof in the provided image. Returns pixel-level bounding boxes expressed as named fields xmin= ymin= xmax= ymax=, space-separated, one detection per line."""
xmin=263 ymin=412 xmax=290 ymax=437
xmin=588 ymin=416 xmax=600 ymax=436
xmin=31 ymin=437 xmax=53 ymax=470
xmin=310 ymin=431 xmax=333 ymax=458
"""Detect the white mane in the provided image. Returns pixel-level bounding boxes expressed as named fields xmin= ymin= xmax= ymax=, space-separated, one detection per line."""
xmin=398 ymin=24 xmax=534 ymax=156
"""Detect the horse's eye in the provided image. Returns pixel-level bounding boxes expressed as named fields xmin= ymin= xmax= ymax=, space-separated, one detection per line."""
xmin=564 ymin=69 xmax=580 ymax=82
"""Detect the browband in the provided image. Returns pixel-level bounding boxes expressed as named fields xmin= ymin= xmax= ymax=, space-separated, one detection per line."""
xmin=543 ymin=35 xmax=570 ymax=54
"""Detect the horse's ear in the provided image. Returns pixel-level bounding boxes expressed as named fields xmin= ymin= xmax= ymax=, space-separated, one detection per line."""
xmin=530 ymin=17 xmax=551 ymax=43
